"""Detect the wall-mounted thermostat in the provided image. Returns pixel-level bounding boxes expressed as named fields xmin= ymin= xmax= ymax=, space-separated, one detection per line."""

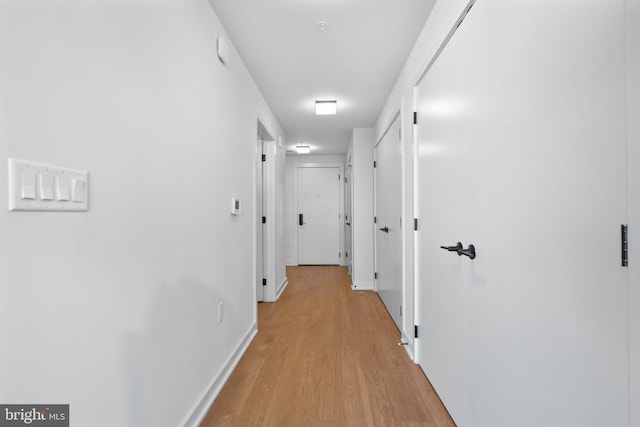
xmin=230 ymin=198 xmax=241 ymax=215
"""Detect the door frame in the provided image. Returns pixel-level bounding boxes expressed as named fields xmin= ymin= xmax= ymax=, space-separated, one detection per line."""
xmin=292 ymin=162 xmax=345 ymax=266
xmin=256 ymin=119 xmax=276 ymax=302
xmin=345 ymin=161 xmax=353 ymax=275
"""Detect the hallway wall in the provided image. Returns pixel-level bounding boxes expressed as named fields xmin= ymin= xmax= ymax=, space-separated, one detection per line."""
xmin=0 ymin=1 xmax=284 ymax=426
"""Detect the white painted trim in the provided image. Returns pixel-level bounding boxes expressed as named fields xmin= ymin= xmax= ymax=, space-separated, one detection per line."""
xmin=276 ymin=277 xmax=289 ymax=299
xmin=403 ymin=341 xmax=416 ymax=362
xmin=182 ymin=324 xmax=258 ymax=427
xmin=351 ymin=281 xmax=374 ymax=291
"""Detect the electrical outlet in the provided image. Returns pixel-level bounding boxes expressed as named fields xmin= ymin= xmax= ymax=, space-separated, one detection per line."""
xmin=217 ymin=302 xmax=224 ymax=325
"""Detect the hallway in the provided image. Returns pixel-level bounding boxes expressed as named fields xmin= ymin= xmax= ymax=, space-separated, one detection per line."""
xmin=201 ymin=266 xmax=454 ymax=427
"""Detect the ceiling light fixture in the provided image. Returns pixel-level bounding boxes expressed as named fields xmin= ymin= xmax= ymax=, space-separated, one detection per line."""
xmin=315 ymin=100 xmax=337 ymax=115
xmin=295 ymin=144 xmax=311 ymax=154
xmin=317 ymin=21 xmax=328 ymax=32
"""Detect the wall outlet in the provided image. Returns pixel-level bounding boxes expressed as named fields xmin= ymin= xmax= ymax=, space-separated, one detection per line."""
xmin=217 ymin=302 xmax=224 ymax=325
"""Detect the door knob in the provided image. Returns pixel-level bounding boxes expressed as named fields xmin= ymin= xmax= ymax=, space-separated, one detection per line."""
xmin=440 ymin=242 xmax=463 ymax=252
xmin=458 ymin=244 xmax=476 ymax=259
xmin=379 ymin=226 xmax=389 ymax=233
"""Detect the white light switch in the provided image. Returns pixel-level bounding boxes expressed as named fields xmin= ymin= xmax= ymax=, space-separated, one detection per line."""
xmin=21 ymin=172 xmax=37 ymax=200
xmin=72 ymin=179 xmax=86 ymax=203
xmin=40 ymin=175 xmax=54 ymax=200
xmin=8 ymin=158 xmax=88 ymax=211
xmin=57 ymin=177 xmax=70 ymax=201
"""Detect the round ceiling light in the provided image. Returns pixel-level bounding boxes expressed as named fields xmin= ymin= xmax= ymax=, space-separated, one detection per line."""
xmin=317 ymin=21 xmax=328 ymax=32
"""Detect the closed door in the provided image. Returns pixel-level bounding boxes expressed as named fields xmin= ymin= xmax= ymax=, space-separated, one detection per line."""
xmin=628 ymin=0 xmax=640 ymax=423
xmin=345 ymin=164 xmax=353 ymax=275
xmin=416 ymin=1 xmax=628 ymax=426
xmin=256 ymin=138 xmax=265 ymax=302
xmin=375 ymin=117 xmax=403 ymax=329
xmin=297 ymin=167 xmax=340 ymax=265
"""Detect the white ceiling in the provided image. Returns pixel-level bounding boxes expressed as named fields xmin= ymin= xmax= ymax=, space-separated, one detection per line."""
xmin=208 ymin=0 xmax=436 ymax=155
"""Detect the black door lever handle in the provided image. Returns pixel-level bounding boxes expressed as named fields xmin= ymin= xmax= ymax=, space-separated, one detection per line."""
xmin=440 ymin=242 xmax=463 ymax=252
xmin=379 ymin=226 xmax=389 ymax=233
xmin=458 ymin=244 xmax=476 ymax=259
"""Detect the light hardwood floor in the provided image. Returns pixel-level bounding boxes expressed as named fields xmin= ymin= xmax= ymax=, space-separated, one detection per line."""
xmin=200 ymin=266 xmax=455 ymax=427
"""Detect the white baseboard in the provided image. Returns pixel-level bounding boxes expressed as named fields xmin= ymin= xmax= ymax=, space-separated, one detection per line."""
xmin=276 ymin=277 xmax=289 ymax=300
xmin=351 ymin=281 xmax=374 ymax=290
xmin=182 ymin=324 xmax=258 ymax=427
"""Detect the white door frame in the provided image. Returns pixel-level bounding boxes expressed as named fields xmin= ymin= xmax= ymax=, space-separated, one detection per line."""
xmin=292 ymin=162 xmax=345 ymax=266
xmin=256 ymin=119 xmax=276 ymax=302
xmin=345 ymin=161 xmax=353 ymax=275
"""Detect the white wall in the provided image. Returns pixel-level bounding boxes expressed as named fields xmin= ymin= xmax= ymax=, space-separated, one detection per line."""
xmin=375 ymin=0 xmax=473 ymax=358
xmin=0 ymin=1 xmax=285 ymax=426
xmin=349 ymin=128 xmax=375 ymax=290
xmin=284 ymin=154 xmax=346 ymax=266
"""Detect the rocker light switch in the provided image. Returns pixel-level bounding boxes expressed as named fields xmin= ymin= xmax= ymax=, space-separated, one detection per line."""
xmin=40 ymin=175 xmax=54 ymax=200
xmin=57 ymin=177 xmax=70 ymax=201
xmin=72 ymin=179 xmax=86 ymax=203
xmin=21 ymin=172 xmax=37 ymax=200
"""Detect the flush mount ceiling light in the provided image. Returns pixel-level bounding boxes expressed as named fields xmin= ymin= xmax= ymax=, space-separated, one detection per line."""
xmin=317 ymin=21 xmax=328 ymax=32
xmin=295 ymin=144 xmax=311 ymax=154
xmin=315 ymin=100 xmax=337 ymax=115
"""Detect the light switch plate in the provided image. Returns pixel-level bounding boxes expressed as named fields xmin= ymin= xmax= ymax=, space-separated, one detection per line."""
xmin=8 ymin=158 xmax=89 ymax=211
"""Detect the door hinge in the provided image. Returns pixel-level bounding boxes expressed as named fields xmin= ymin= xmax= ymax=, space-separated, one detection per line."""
xmin=374 ymin=216 xmax=377 ymax=224
xmin=414 ymin=218 xmax=418 ymax=231
xmin=262 ymin=154 xmax=266 ymax=162
xmin=345 ymin=177 xmax=348 ymax=183
xmin=399 ymin=128 xmax=402 ymax=139
xmin=374 ymin=272 xmax=378 ymax=279
xmin=346 ymin=251 xmax=348 ymax=258
xmin=262 ymin=216 xmax=266 ymax=224
xmin=373 ymin=161 xmax=377 ymax=168
xmin=622 ymin=224 xmax=629 ymax=267
xmin=413 ymin=111 xmax=417 ymax=125
xmin=338 ymin=174 xmax=340 ymax=181
xmin=400 ymin=305 xmax=403 ymax=316
xmin=339 ymin=252 xmax=341 ymax=258
xmin=414 ymin=325 xmax=419 ymax=338
xmin=262 ymin=278 xmax=267 ymax=287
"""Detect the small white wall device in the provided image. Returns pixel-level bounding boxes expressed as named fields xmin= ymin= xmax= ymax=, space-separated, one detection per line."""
xmin=230 ymin=197 xmax=241 ymax=215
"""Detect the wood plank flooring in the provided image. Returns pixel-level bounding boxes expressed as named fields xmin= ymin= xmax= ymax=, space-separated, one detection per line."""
xmin=200 ymin=266 xmax=455 ymax=427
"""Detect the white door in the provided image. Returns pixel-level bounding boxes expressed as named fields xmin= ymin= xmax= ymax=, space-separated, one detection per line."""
xmin=627 ymin=0 xmax=640 ymax=423
xmin=255 ymin=138 xmax=265 ymax=302
xmin=375 ymin=117 xmax=403 ymax=329
xmin=297 ymin=167 xmax=340 ymax=265
xmin=345 ymin=164 xmax=353 ymax=275
xmin=416 ymin=1 xmax=628 ymax=426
